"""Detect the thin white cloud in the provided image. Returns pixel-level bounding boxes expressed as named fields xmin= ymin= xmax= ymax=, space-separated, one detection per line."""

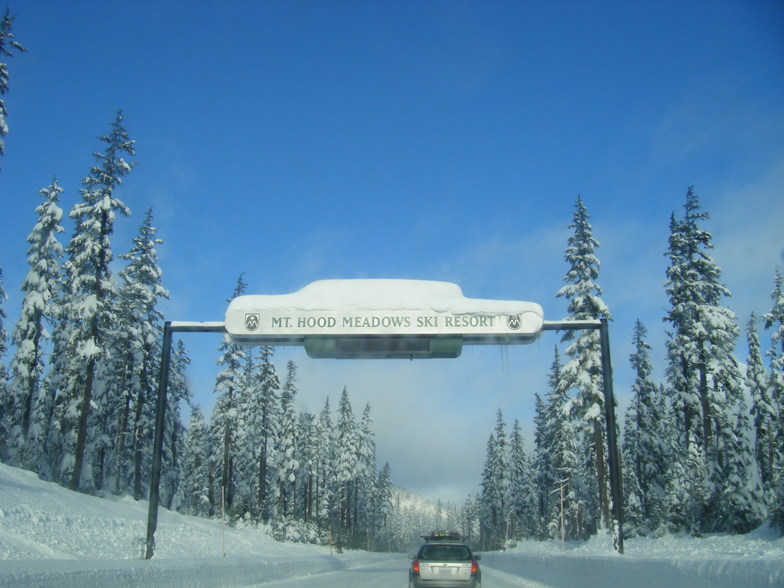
xmin=711 ymin=156 xmax=784 ymax=321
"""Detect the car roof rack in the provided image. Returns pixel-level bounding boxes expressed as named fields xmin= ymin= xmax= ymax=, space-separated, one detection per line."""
xmin=422 ymin=531 xmax=462 ymax=542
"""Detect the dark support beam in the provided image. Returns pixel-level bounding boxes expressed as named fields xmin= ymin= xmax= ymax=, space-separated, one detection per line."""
xmin=599 ymin=318 xmax=624 ymax=553
xmin=146 ymin=322 xmax=227 ymax=559
xmin=541 ymin=318 xmax=624 ymax=553
xmin=145 ymin=321 xmax=172 ymax=559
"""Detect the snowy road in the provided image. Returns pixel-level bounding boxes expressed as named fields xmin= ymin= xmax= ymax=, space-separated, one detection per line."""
xmin=253 ymin=555 xmax=543 ymax=587
xmin=1 ymin=549 xmax=782 ymax=588
xmin=245 ymin=551 xmax=778 ymax=588
xmin=253 ymin=556 xmax=408 ymax=587
xmin=0 ymin=555 xmax=543 ymax=588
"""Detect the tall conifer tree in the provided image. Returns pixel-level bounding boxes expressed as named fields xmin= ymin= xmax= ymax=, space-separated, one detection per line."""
xmin=58 ymin=112 xmax=136 ymax=491
xmin=0 ymin=8 xmax=25 ymax=164
xmin=251 ymin=344 xmax=280 ymax=522
xmin=211 ymin=274 xmax=248 ymax=512
xmin=556 ymin=195 xmax=612 ymax=531
xmin=277 ymin=360 xmax=299 ymax=518
xmin=623 ymin=320 xmax=667 ymax=529
xmin=480 ymin=409 xmax=510 ymax=548
xmin=356 ymin=403 xmax=377 ymax=544
xmin=746 ymin=314 xmax=776 ymax=488
xmin=0 ymin=269 xmax=8 ymax=448
xmin=172 ymin=406 xmax=211 ymax=517
xmin=161 ymin=339 xmax=191 ymax=507
xmin=5 ymin=180 xmax=64 ymax=466
xmin=111 ymin=208 xmax=169 ymax=497
xmin=314 ymin=397 xmax=334 ymax=528
xmin=762 ymin=269 xmax=784 ymax=529
xmin=334 ymin=387 xmax=358 ymax=539
xmin=508 ymin=419 xmax=536 ymax=539
xmin=663 ymin=187 xmax=762 ymax=532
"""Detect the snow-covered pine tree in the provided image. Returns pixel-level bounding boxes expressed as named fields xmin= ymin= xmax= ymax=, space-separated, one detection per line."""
xmin=762 ymin=268 xmax=784 ymax=530
xmin=372 ymin=461 xmax=394 ymax=547
xmin=713 ymin=372 xmax=766 ymax=533
xmin=533 ymin=353 xmax=554 ymax=537
xmin=479 ymin=432 xmax=498 ymax=549
xmin=663 ymin=187 xmax=762 ymax=533
xmin=161 ymin=339 xmax=191 ymax=508
xmin=103 ymin=289 xmax=135 ymax=492
xmin=36 ymin=276 xmax=74 ymax=480
xmin=0 ymin=268 xmax=9 ymax=451
xmin=623 ymin=320 xmax=667 ymax=530
xmin=531 ymin=391 xmax=551 ymax=539
xmin=0 ymin=8 xmax=25 ymax=164
xmin=229 ymin=337 xmax=258 ymax=519
xmin=556 ymin=195 xmax=613 ymax=532
xmin=314 ymin=397 xmax=334 ymax=530
xmin=746 ymin=314 xmax=776 ymax=490
xmin=211 ymin=274 xmax=248 ymax=513
xmin=544 ymin=348 xmax=582 ymax=540
xmin=111 ymin=208 xmax=169 ymax=498
xmin=508 ymin=419 xmax=536 ymax=540
xmin=356 ymin=403 xmax=377 ymax=546
xmin=334 ymin=387 xmax=358 ymax=541
xmin=479 ymin=409 xmax=509 ymax=549
xmin=459 ymin=493 xmax=480 ymax=547
xmin=296 ymin=411 xmax=316 ymax=522
xmin=276 ymin=360 xmax=299 ymax=519
xmin=171 ymin=406 xmax=212 ymax=517
xmin=249 ymin=344 xmax=280 ymax=522
xmin=4 ymin=180 xmax=65 ymax=466
xmin=621 ymin=435 xmax=645 ymax=537
xmin=683 ymin=431 xmax=709 ymax=536
xmin=57 ymin=112 xmax=136 ymax=491
xmin=664 ymin=189 xmax=734 ymax=447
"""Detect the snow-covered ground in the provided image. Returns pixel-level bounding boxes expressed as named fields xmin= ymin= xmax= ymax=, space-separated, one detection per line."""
xmin=0 ymin=462 xmax=782 ymax=587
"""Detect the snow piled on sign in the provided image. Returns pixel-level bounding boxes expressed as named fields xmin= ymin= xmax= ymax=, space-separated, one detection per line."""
xmin=229 ymin=279 xmax=542 ymax=315
xmin=0 ymin=462 xmax=782 ymax=587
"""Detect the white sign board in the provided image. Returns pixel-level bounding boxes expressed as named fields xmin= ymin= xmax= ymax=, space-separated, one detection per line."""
xmin=225 ymin=280 xmax=544 ymax=352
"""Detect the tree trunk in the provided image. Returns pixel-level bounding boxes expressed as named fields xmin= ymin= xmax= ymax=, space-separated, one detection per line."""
xmin=306 ymin=472 xmax=313 ymax=522
xmin=70 ymin=356 xmax=96 ymax=491
xmin=698 ymin=345 xmax=712 ymax=448
xmin=259 ymin=440 xmax=268 ymax=522
xmin=114 ymin=381 xmax=132 ymax=493
xmin=22 ymin=313 xmax=43 ymax=439
xmin=132 ymin=384 xmax=146 ymax=499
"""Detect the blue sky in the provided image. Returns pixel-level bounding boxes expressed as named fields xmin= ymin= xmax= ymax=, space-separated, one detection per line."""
xmin=2 ymin=1 xmax=783 ymax=505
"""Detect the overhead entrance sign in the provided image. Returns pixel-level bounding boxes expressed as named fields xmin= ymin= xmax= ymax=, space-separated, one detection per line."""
xmin=224 ymin=279 xmax=544 ymax=358
xmin=147 ymin=279 xmax=624 ymax=559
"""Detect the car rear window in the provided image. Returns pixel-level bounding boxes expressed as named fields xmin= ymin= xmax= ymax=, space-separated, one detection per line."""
xmin=420 ymin=545 xmax=471 ymax=561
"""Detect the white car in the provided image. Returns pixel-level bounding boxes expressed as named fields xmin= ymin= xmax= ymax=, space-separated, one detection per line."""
xmin=408 ymin=533 xmax=481 ymax=588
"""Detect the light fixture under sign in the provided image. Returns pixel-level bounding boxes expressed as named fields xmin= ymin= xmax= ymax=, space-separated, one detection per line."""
xmin=303 ymin=336 xmax=463 ymax=359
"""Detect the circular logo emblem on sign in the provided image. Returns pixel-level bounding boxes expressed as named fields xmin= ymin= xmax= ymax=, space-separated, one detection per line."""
xmin=245 ymin=313 xmax=260 ymax=331
xmin=507 ymin=314 xmax=522 ymax=330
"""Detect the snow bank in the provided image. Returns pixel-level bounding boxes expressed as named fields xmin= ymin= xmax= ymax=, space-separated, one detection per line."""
xmin=485 ymin=530 xmax=784 ymax=588
xmin=0 ymin=463 xmax=384 ymax=586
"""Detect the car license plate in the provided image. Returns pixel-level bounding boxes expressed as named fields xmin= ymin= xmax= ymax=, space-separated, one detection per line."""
xmin=437 ymin=567 xmax=453 ymax=576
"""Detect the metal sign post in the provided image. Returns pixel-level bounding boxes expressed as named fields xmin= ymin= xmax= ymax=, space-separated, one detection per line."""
xmin=541 ymin=318 xmax=624 ymax=553
xmin=145 ymin=321 xmax=226 ymax=560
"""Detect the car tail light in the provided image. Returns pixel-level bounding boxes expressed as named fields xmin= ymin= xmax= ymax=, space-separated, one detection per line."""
xmin=412 ymin=559 xmax=420 ymax=574
xmin=471 ymin=560 xmax=479 ymax=575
